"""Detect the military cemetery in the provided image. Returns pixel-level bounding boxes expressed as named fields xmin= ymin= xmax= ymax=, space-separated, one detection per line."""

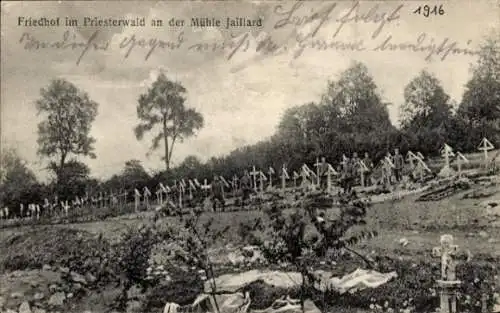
xmin=1 ymin=2 xmax=500 ymax=313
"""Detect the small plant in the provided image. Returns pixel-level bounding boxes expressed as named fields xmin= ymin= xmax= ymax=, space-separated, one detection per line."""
xmin=250 ymin=190 xmax=377 ymax=313
xmin=167 ymin=207 xmax=231 ymax=313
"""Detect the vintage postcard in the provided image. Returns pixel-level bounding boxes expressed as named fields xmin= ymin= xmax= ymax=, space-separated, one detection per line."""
xmin=1 ymin=0 xmax=499 ymax=313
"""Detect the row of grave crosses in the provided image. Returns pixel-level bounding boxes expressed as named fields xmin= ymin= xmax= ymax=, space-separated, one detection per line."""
xmin=440 ymin=137 xmax=495 ymax=177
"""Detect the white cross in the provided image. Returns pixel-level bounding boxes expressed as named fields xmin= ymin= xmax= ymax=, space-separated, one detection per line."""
xmin=201 ymin=179 xmax=211 ymax=197
xmin=478 ymin=137 xmax=495 ymax=162
xmin=441 ymin=143 xmax=455 ymax=173
xmin=250 ymin=166 xmax=259 ymax=192
xmin=314 ymin=158 xmax=322 ymax=186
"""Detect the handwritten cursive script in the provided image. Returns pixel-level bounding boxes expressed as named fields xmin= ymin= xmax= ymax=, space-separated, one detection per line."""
xmin=19 ymin=30 xmax=109 ymax=65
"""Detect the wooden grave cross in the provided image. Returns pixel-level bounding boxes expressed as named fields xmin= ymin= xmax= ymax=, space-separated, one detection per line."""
xmin=414 ymin=156 xmax=431 ymax=181
xmin=281 ymin=165 xmax=289 ymax=190
xmin=268 ymin=167 xmax=275 ymax=188
xmin=20 ymin=203 xmax=25 ymax=218
xmin=189 ymin=179 xmax=197 ymax=200
xmin=301 ymin=164 xmax=311 ymax=190
xmin=201 ymin=179 xmax=211 ymax=197
xmin=178 ymin=181 xmax=185 ymax=208
xmin=326 ymin=163 xmax=337 ymax=194
xmin=407 ymin=151 xmax=418 ymax=169
xmin=258 ymin=171 xmax=267 ymax=193
xmin=35 ymin=204 xmax=41 ymax=220
xmin=155 ymin=187 xmax=163 ymax=205
xmin=220 ymin=176 xmax=230 ymax=191
xmin=456 ymin=152 xmax=469 ymax=177
xmin=314 ymin=158 xmax=322 ymax=187
xmin=61 ymin=200 xmax=70 ymax=217
xmin=250 ymin=166 xmax=260 ymax=192
xmin=293 ymin=171 xmax=300 ymax=188
xmin=194 ymin=178 xmax=202 ymax=189
xmin=441 ymin=144 xmax=455 ymax=176
xmin=478 ymin=137 xmax=495 ymax=163
xmin=143 ymin=187 xmax=152 ymax=209
xmin=432 ymin=234 xmax=461 ymax=313
xmin=134 ymin=189 xmax=141 ymax=212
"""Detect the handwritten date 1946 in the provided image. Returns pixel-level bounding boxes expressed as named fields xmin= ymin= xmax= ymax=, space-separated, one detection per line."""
xmin=413 ymin=5 xmax=445 ymax=17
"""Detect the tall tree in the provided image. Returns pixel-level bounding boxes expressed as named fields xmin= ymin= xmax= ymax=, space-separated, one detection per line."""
xmin=0 ymin=148 xmax=38 ymax=206
xmin=321 ymin=61 xmax=393 ymax=133
xmin=400 ymin=70 xmax=453 ymax=130
xmin=36 ymin=79 xmax=98 ymax=183
xmin=134 ymin=72 xmax=204 ymax=171
xmin=458 ymin=33 xmax=500 ymax=123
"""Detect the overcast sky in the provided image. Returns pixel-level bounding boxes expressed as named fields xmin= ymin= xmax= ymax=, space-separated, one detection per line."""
xmin=1 ymin=0 xmax=498 ymax=181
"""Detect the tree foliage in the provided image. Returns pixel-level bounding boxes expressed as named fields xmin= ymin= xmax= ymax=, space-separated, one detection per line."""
xmin=400 ymin=70 xmax=453 ymax=131
xmin=458 ymin=33 xmax=500 ymax=123
xmin=0 ymin=148 xmax=38 ymax=207
xmin=134 ymin=72 xmax=204 ymax=171
xmin=35 ymin=79 xmax=98 ymax=183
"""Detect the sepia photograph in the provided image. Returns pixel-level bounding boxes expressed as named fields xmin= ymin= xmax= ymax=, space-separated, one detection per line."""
xmin=0 ymin=1 xmax=499 ymax=312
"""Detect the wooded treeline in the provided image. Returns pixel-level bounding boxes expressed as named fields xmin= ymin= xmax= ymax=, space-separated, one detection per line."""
xmin=1 ymin=35 xmax=498 ymax=208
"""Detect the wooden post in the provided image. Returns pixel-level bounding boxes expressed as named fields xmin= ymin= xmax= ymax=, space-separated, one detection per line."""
xmin=432 ymin=234 xmax=461 ymax=313
xmin=178 ymin=182 xmax=185 ymax=208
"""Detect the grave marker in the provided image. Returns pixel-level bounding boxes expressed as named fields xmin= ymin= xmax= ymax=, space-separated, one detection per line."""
xmin=194 ymin=178 xmax=201 ymax=188
xmin=281 ymin=165 xmax=289 ymax=190
xmin=201 ymin=179 xmax=211 ymax=197
xmin=134 ymin=189 xmax=141 ymax=212
xmin=220 ymin=176 xmax=230 ymax=189
xmin=478 ymin=137 xmax=495 ymax=163
xmin=442 ymin=144 xmax=455 ymax=169
xmin=155 ymin=188 xmax=163 ymax=205
xmin=414 ymin=156 xmax=431 ymax=181
xmin=406 ymin=151 xmax=418 ymax=169
xmin=259 ymin=171 xmax=267 ymax=193
xmin=314 ymin=158 xmax=321 ymax=186
xmin=61 ymin=201 xmax=70 ymax=217
xmin=293 ymin=171 xmax=300 ymax=188
xmin=456 ymin=152 xmax=469 ymax=177
xmin=326 ymin=164 xmax=337 ymax=194
xmin=188 ymin=179 xmax=197 ymax=200
xmin=178 ymin=181 xmax=185 ymax=208
xmin=432 ymin=234 xmax=461 ymax=313
xmin=36 ymin=204 xmax=40 ymax=220
xmin=268 ymin=167 xmax=275 ymax=188
xmin=143 ymin=187 xmax=152 ymax=209
xmin=250 ymin=166 xmax=259 ymax=192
